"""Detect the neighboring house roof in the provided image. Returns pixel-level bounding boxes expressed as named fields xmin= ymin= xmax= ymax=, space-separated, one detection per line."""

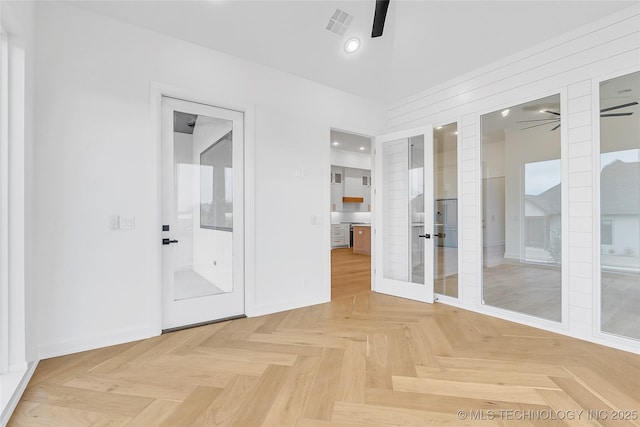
xmin=525 ymin=160 xmax=639 ymax=216
xmin=600 ymin=160 xmax=640 ymax=215
xmin=526 ymin=184 xmax=561 ymax=216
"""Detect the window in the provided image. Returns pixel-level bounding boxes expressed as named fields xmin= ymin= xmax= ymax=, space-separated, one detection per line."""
xmin=599 ymin=71 xmax=640 ymax=341
xmin=481 ymin=94 xmax=562 ymax=322
xmin=601 ymin=219 xmax=613 ymax=245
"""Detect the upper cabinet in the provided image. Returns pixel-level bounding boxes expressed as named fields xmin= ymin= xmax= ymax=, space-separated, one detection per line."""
xmin=332 ymin=166 xmax=371 ymax=212
xmin=331 ymin=166 xmax=344 ymax=211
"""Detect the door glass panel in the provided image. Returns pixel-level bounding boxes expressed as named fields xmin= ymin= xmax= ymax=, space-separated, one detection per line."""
xmin=481 ymin=94 xmax=562 ymax=322
xmin=382 ymin=136 xmax=425 ymax=284
xmin=434 ymin=123 xmax=458 ymax=297
xmin=599 ymin=71 xmax=640 ymax=340
xmin=409 ymin=136 xmax=425 ymax=284
xmin=173 ymin=111 xmax=233 ymax=301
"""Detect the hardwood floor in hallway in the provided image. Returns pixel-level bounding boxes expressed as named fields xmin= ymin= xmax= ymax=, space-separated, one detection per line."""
xmin=10 ymin=286 xmax=640 ymax=426
xmin=331 ymin=248 xmax=371 ymax=301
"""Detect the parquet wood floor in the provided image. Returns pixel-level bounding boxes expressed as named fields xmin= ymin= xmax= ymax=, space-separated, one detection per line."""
xmin=10 ymin=260 xmax=640 ymax=426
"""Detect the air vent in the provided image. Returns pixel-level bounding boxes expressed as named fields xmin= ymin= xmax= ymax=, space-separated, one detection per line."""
xmin=326 ymin=8 xmax=354 ymax=36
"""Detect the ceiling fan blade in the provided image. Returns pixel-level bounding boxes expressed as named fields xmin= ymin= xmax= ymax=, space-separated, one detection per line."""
xmin=600 ymin=101 xmax=638 ymax=113
xmin=371 ymin=0 xmax=390 ymax=38
xmin=600 ymin=112 xmax=633 ymax=117
xmin=540 ymin=110 xmax=561 ymax=116
xmin=516 ymin=118 xmax=561 ymax=123
xmin=550 ymin=124 xmax=561 ymax=131
xmin=521 ymin=121 xmax=559 ymax=130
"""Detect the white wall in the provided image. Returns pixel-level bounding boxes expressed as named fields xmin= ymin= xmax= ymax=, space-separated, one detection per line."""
xmin=330 ymin=149 xmax=371 ymax=170
xmin=503 ymin=125 xmax=560 ymax=260
xmin=481 ymin=140 xmax=506 ymax=251
xmin=33 ymin=1 xmax=385 ymax=358
xmin=386 ymin=4 xmax=640 ymax=353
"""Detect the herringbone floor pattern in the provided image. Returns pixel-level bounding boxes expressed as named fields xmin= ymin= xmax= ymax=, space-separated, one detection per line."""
xmin=9 ymin=252 xmax=640 ymax=426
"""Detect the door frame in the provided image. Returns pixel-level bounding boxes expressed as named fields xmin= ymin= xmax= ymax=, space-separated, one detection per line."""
xmin=372 ymin=125 xmax=435 ymax=303
xmin=150 ymin=83 xmax=255 ymax=334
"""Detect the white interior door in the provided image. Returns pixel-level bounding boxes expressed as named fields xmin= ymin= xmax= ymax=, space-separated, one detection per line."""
xmin=373 ymin=126 xmax=434 ymax=303
xmin=161 ymin=96 xmax=244 ymax=330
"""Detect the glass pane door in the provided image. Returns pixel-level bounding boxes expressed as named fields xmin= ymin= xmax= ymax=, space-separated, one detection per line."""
xmin=161 ymin=96 xmax=244 ymax=330
xmin=433 ymin=123 xmax=459 ymax=298
xmin=174 ymin=114 xmax=234 ymax=301
xmin=374 ymin=127 xmax=434 ymax=303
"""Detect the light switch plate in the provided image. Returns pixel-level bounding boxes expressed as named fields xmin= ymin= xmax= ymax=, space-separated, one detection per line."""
xmin=120 ymin=216 xmax=136 ymax=230
xmin=109 ymin=215 xmax=120 ymax=230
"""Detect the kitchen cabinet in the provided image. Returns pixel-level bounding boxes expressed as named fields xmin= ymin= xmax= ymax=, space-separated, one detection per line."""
xmin=352 ymin=225 xmax=371 ymax=255
xmin=330 ymin=166 xmax=343 ymax=211
xmin=343 ymin=168 xmax=362 ymax=198
xmin=362 ymin=170 xmax=372 ymax=212
xmin=331 ymin=223 xmax=350 ymax=248
xmin=341 ymin=167 xmax=371 ymax=212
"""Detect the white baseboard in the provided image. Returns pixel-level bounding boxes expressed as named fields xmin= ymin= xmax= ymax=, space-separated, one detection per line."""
xmin=1 ymin=360 xmax=38 ymax=427
xmin=437 ymin=299 xmax=640 ymax=356
xmin=37 ymin=325 xmax=156 ymax=360
xmin=246 ymin=294 xmax=329 ymax=318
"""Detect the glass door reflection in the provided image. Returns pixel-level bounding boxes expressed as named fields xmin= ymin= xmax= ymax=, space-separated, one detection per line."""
xmin=433 ymin=123 xmax=459 ymax=298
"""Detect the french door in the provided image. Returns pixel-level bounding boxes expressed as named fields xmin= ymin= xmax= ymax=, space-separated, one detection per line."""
xmin=373 ymin=126 xmax=435 ymax=303
xmin=161 ymin=96 xmax=244 ymax=330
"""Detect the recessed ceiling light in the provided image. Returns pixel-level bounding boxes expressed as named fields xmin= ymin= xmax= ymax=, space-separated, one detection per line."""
xmin=359 ymin=146 xmax=365 ymax=150
xmin=436 ymin=126 xmax=443 ymax=130
xmin=453 ymin=131 xmax=458 ymax=135
xmin=333 ymin=141 xmax=339 ymax=146
xmin=344 ymin=37 xmax=360 ymax=53
xmin=501 ymin=109 xmax=510 ymax=117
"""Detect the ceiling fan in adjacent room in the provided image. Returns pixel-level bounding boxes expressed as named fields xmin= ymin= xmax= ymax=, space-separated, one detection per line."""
xmin=518 ymin=101 xmax=638 ymax=131
xmin=371 ymin=0 xmax=390 ymax=38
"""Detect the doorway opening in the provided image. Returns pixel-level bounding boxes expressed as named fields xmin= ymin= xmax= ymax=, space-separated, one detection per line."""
xmin=329 ymin=129 xmax=373 ymax=300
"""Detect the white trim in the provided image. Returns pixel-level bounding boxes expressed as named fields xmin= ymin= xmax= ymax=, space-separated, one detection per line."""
xmin=0 ymin=27 xmax=9 ymax=377
xmin=591 ymin=66 xmax=640 ymax=348
xmin=476 ymin=111 xmax=484 ymax=309
xmin=149 ymin=82 xmax=256 ymax=328
xmin=37 ymin=325 xmax=155 ymax=360
xmin=560 ymin=87 xmax=570 ymax=331
xmin=0 ymin=361 xmax=37 ymax=426
xmin=456 ymin=118 xmax=463 ymax=304
xmin=247 ymin=294 xmax=329 ymax=318
xmin=448 ymin=297 xmax=639 ymax=355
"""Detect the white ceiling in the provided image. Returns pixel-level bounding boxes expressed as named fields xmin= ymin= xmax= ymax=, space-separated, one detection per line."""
xmin=71 ymin=0 xmax=635 ymax=103
xmin=331 ymin=129 xmax=372 ymax=153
